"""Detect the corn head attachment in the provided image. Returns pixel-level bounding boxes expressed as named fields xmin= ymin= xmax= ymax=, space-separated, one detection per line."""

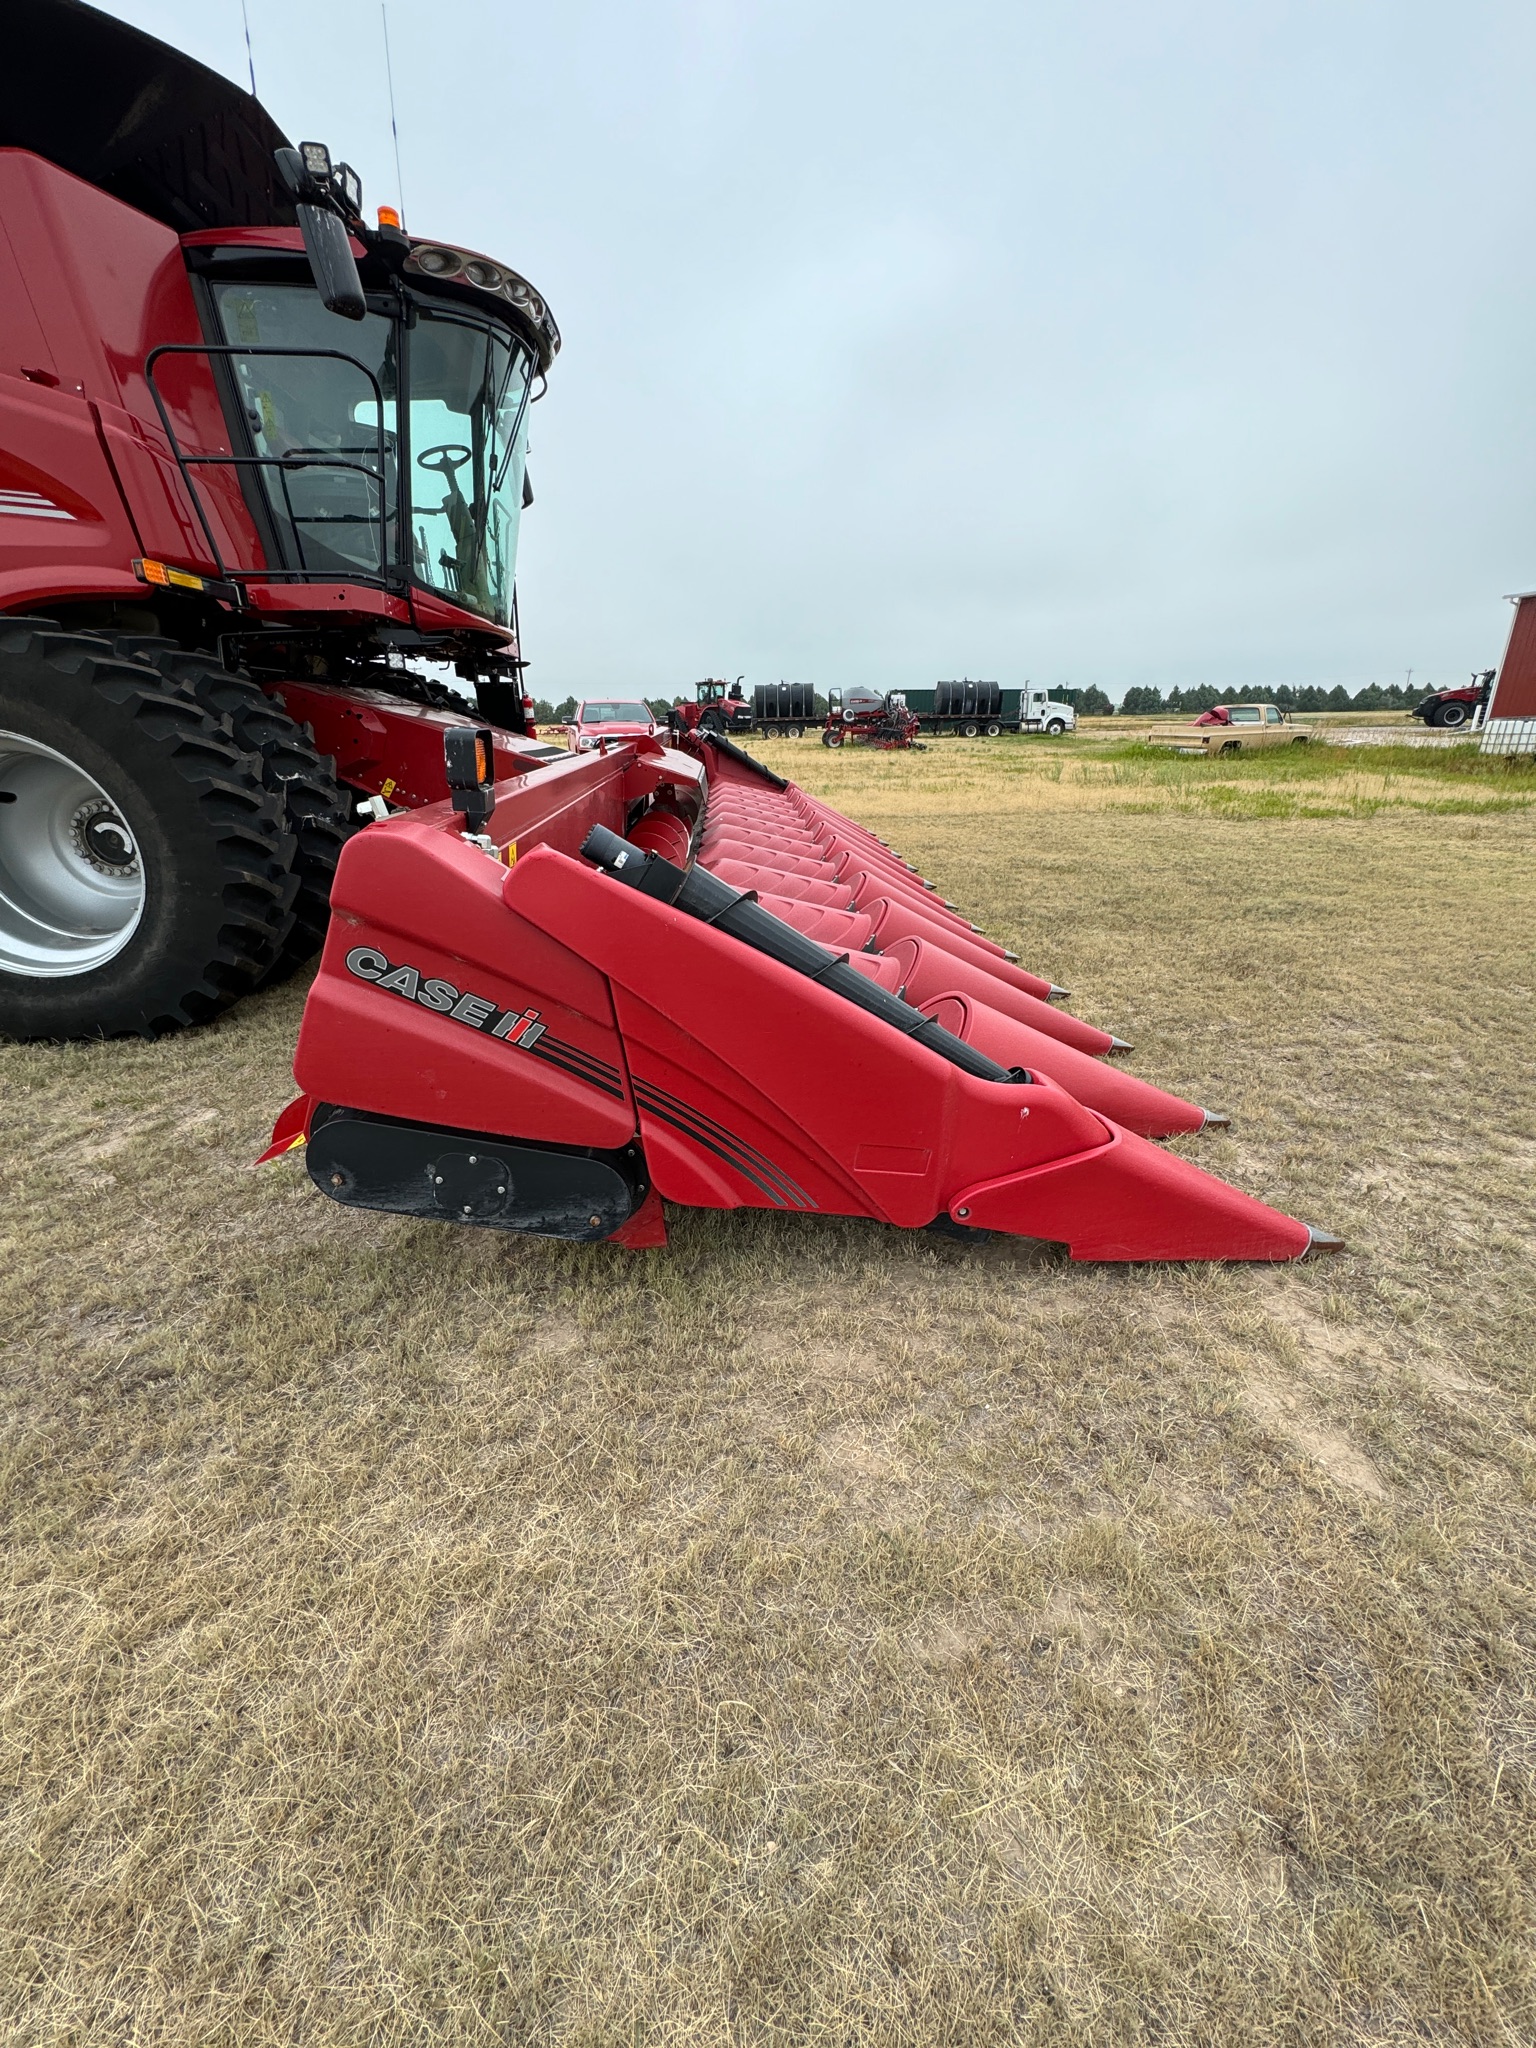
xmin=265 ymin=728 xmax=1340 ymax=1262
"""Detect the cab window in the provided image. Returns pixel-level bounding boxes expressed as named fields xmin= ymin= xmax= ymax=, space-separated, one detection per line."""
xmin=1230 ymin=706 xmax=1261 ymax=723
xmin=1265 ymin=705 xmax=1283 ymax=724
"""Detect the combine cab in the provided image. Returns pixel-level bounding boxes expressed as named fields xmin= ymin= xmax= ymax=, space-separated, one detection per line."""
xmin=1 ymin=1 xmax=557 ymax=1039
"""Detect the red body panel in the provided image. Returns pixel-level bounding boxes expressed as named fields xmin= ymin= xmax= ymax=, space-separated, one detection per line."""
xmin=0 ymin=151 xmax=260 ymax=599
xmin=298 ymin=819 xmax=635 ymax=1150
xmin=271 ymin=684 xmax=543 ymax=808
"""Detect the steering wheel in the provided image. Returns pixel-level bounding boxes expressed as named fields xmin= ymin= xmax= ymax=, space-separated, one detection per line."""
xmin=416 ymin=444 xmax=472 ymax=478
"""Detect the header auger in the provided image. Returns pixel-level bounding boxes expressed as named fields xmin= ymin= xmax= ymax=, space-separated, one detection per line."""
xmin=264 ymin=726 xmax=1343 ymax=1264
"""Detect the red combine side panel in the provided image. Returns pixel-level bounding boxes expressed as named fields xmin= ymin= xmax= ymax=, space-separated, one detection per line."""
xmin=269 ymin=730 xmax=1341 ymax=1264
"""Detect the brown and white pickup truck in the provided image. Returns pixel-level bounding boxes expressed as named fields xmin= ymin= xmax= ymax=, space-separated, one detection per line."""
xmin=1143 ymin=704 xmax=1311 ymax=754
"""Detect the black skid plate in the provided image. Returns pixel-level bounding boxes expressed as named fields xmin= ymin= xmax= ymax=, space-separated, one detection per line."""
xmin=307 ymin=1105 xmax=644 ymax=1241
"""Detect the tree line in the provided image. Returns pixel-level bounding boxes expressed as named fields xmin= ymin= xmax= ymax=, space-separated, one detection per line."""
xmin=1062 ymin=681 xmax=1422 ymax=717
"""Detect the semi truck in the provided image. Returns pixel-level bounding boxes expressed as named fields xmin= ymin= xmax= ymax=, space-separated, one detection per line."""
xmin=900 ymin=682 xmax=1076 ymax=737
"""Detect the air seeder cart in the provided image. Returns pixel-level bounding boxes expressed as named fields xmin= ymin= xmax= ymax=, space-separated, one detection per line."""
xmin=821 ymin=688 xmax=923 ymax=749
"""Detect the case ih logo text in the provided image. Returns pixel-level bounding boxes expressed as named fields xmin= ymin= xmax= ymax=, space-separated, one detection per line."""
xmin=345 ymin=946 xmax=546 ymax=1047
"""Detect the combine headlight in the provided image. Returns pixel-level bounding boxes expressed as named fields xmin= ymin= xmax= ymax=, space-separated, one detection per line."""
xmin=402 ymin=243 xmax=560 ymax=362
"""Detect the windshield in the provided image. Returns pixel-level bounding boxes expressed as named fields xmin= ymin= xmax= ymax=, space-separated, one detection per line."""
xmin=580 ymin=702 xmax=652 ymax=724
xmin=407 ymin=312 xmax=531 ymax=624
xmin=209 ymin=282 xmax=533 ymax=626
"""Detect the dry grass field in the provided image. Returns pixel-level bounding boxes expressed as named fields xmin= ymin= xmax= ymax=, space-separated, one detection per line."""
xmin=2 ymin=735 xmax=1534 ymax=2046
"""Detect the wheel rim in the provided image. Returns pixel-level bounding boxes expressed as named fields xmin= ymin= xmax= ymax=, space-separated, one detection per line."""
xmin=0 ymin=731 xmax=145 ymax=977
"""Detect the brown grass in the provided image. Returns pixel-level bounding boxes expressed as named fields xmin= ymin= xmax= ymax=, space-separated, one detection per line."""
xmin=2 ymin=736 xmax=1533 ymax=2045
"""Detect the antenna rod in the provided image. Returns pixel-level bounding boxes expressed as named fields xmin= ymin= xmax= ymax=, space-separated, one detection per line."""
xmin=240 ymin=0 xmax=258 ymax=97
xmin=382 ymin=3 xmax=407 ymax=228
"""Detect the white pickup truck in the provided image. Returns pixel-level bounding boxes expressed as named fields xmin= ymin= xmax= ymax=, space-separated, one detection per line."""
xmin=1019 ymin=691 xmax=1077 ymax=735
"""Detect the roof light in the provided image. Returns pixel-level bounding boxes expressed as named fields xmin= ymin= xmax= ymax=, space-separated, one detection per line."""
xmin=300 ymin=141 xmax=332 ymax=180
xmin=333 ymin=162 xmax=364 ymax=215
xmin=377 ymin=204 xmax=401 ymax=228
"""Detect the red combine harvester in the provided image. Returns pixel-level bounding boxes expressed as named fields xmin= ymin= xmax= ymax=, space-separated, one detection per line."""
xmin=1 ymin=5 xmax=1341 ymax=1261
xmin=1 ymin=0 xmax=558 ymax=1039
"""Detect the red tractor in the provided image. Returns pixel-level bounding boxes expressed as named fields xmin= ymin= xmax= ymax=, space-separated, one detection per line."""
xmin=1410 ymin=670 xmax=1494 ymax=730
xmin=1 ymin=0 xmax=558 ymax=1040
xmin=821 ymin=687 xmax=923 ymax=749
xmin=669 ymin=678 xmax=754 ymax=737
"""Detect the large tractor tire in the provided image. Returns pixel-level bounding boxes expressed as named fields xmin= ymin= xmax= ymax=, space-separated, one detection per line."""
xmin=0 ymin=619 xmax=297 ymax=1040
xmin=1433 ymin=700 xmax=1471 ymax=730
xmin=107 ymin=639 xmax=352 ymax=976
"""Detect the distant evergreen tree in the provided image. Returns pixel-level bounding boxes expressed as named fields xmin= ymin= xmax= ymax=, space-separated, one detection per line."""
xmin=1166 ymin=684 xmax=1221 ymax=713
xmin=552 ymin=696 xmax=577 ymax=721
xmin=1075 ymin=686 xmax=1113 ymax=717
xmin=1350 ymin=683 xmax=1398 ymax=711
xmin=532 ymin=699 xmax=557 ymax=723
xmin=1119 ymin=687 xmax=1165 ymax=715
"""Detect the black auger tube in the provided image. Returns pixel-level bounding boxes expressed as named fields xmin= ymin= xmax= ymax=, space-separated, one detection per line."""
xmin=581 ymin=825 xmax=1028 ymax=1086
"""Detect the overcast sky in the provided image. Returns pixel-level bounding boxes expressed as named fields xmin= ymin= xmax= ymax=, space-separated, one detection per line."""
xmin=114 ymin=0 xmax=1535 ymax=701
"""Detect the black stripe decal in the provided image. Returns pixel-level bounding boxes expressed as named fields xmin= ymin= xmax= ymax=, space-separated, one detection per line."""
xmin=636 ymin=1093 xmax=789 ymax=1207
xmin=632 ymin=1080 xmax=816 ymax=1211
xmin=642 ymin=1090 xmax=815 ymax=1208
xmin=538 ymin=1035 xmax=625 ymax=1090
xmin=528 ymin=1039 xmax=626 ymax=1100
xmin=640 ymin=1090 xmax=814 ymax=1210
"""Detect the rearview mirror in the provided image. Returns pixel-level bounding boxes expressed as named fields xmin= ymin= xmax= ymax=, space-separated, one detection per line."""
xmin=295 ymin=204 xmax=366 ymax=321
xmin=275 ymin=145 xmax=367 ymax=321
